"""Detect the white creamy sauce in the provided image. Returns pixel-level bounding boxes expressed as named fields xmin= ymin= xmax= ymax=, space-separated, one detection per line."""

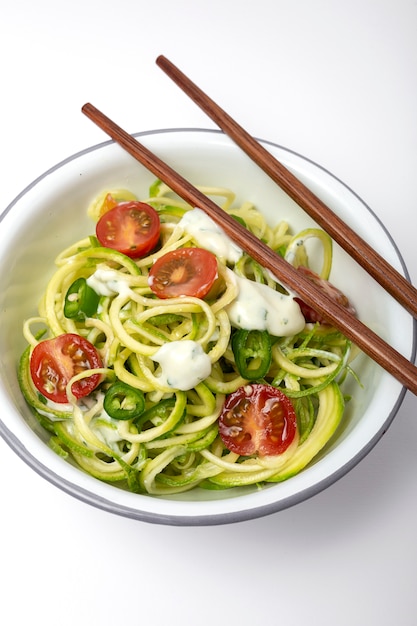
xmin=151 ymin=340 xmax=212 ymax=391
xmin=86 ymin=268 xmax=132 ymax=297
xmin=45 ymin=398 xmax=73 ymax=412
xmin=36 ymin=398 xmax=73 ymax=420
xmin=93 ymin=419 xmax=122 ymax=446
xmin=178 ymin=208 xmax=242 ymax=264
xmin=225 ymin=270 xmax=305 ymax=336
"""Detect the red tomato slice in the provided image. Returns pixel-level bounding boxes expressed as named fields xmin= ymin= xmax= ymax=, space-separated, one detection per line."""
xmin=30 ymin=333 xmax=103 ymax=403
xmin=148 ymin=247 xmax=218 ymax=299
xmin=219 ymin=384 xmax=297 ymax=456
xmin=294 ymin=266 xmax=356 ymax=324
xmin=96 ymin=201 xmax=160 ymax=258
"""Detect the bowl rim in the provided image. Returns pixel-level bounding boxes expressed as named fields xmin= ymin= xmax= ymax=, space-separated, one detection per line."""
xmin=1 ymin=127 xmax=415 ymax=526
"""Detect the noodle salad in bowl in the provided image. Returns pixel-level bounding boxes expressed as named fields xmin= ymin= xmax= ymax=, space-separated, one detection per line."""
xmin=18 ymin=180 xmax=357 ymax=495
xmin=0 ymin=130 xmax=413 ymax=524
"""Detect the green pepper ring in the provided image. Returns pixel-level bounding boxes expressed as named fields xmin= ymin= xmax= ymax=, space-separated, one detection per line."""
xmin=64 ymin=277 xmax=100 ymax=320
xmin=232 ymin=329 xmax=272 ymax=380
xmin=103 ymin=381 xmax=146 ymax=421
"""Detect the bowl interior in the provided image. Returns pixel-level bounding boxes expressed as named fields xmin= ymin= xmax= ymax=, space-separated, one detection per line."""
xmin=0 ymin=129 xmax=413 ymax=524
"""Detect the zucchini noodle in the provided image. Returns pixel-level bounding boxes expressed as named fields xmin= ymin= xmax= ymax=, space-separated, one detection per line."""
xmin=18 ymin=181 xmax=357 ymax=496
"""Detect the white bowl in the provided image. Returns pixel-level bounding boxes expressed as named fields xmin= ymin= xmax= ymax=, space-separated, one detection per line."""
xmin=0 ymin=129 xmax=414 ymax=525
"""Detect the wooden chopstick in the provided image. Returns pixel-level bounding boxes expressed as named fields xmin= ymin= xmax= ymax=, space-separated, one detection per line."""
xmin=81 ymin=102 xmax=417 ymax=395
xmin=156 ymin=55 xmax=417 ymax=320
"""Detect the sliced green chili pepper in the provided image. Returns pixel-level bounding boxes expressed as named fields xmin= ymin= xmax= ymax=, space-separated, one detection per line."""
xmin=133 ymin=397 xmax=176 ymax=427
xmin=231 ymin=214 xmax=247 ymax=228
xmin=64 ymin=277 xmax=100 ymax=320
xmin=232 ymin=329 xmax=272 ymax=380
xmin=149 ymin=178 xmax=163 ymax=197
xmin=103 ymin=382 xmax=145 ymax=421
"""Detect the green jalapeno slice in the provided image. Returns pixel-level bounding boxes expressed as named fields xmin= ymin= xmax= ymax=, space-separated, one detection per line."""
xmin=133 ymin=397 xmax=176 ymax=427
xmin=103 ymin=382 xmax=145 ymax=420
xmin=64 ymin=277 xmax=100 ymax=320
xmin=232 ymin=329 xmax=272 ymax=380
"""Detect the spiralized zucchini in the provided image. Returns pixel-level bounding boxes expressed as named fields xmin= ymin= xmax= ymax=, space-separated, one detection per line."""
xmin=18 ymin=181 xmax=356 ymax=495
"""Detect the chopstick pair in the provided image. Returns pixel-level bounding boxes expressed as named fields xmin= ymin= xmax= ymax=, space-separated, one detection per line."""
xmin=81 ymin=58 xmax=417 ymax=395
xmin=156 ymin=55 xmax=417 ymax=318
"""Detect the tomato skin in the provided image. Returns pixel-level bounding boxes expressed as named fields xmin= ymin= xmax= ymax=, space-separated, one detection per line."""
xmin=96 ymin=201 xmax=160 ymax=258
xmin=30 ymin=333 xmax=103 ymax=403
xmin=295 ymin=266 xmax=356 ymax=324
xmin=219 ymin=384 xmax=297 ymax=457
xmin=148 ymin=247 xmax=218 ymax=299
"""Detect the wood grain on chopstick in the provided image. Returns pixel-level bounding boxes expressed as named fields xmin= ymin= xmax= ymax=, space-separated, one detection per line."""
xmin=81 ymin=102 xmax=417 ymax=395
xmin=156 ymin=55 xmax=417 ymax=320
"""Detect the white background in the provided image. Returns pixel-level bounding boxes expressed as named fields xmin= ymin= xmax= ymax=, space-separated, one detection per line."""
xmin=1 ymin=1 xmax=417 ymax=624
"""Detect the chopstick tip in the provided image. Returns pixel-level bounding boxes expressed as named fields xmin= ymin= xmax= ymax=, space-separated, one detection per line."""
xmin=156 ymin=55 xmax=170 ymax=69
xmin=81 ymin=103 xmax=101 ymax=121
xmin=81 ymin=102 xmax=92 ymax=114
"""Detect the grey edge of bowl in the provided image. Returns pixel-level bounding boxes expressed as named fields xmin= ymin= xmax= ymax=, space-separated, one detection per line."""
xmin=1 ymin=128 xmax=416 ymax=526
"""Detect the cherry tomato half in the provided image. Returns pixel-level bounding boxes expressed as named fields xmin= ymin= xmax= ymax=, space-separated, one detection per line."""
xmin=295 ymin=266 xmax=356 ymax=325
xmin=148 ymin=247 xmax=218 ymax=299
xmin=30 ymin=333 xmax=103 ymax=403
xmin=219 ymin=384 xmax=297 ymax=457
xmin=96 ymin=201 xmax=160 ymax=258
